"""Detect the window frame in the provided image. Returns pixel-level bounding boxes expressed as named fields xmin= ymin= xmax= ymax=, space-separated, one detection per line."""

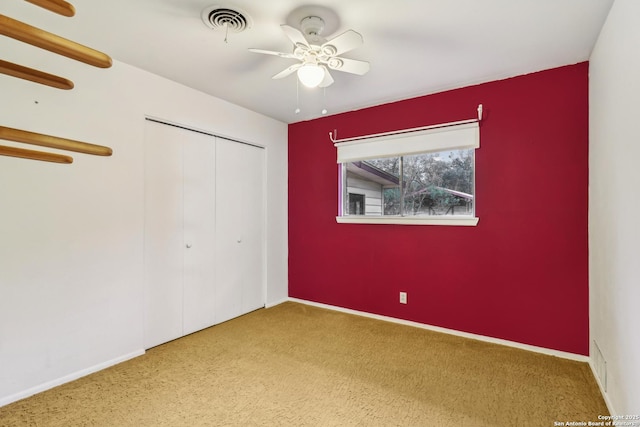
xmin=335 ymin=120 xmax=480 ymax=226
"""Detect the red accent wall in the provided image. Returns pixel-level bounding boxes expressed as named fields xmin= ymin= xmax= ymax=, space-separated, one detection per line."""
xmin=288 ymin=63 xmax=589 ymax=355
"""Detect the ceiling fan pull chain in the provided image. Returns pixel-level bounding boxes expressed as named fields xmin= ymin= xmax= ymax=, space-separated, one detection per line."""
xmin=295 ymin=78 xmax=301 ymax=114
xmin=322 ymin=86 xmax=327 ymax=115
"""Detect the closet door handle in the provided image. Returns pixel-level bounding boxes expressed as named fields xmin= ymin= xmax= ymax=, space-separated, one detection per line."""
xmin=186 ymin=244 xmax=192 ymax=249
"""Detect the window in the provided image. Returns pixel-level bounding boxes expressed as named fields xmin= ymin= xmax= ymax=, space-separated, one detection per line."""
xmin=348 ymin=193 xmax=365 ymax=215
xmin=336 ymin=121 xmax=479 ymax=226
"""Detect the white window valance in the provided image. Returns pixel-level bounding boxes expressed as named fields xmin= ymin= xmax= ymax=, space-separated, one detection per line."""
xmin=334 ymin=120 xmax=480 ymax=163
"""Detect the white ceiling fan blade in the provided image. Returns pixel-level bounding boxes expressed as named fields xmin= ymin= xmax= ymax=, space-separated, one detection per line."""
xmin=248 ymin=48 xmax=297 ymax=59
xmin=281 ymin=25 xmax=310 ymax=49
xmin=272 ymin=63 xmax=302 ymax=79
xmin=321 ymin=30 xmax=363 ymax=56
xmin=319 ymin=67 xmax=334 ymax=88
xmin=327 ymin=57 xmax=370 ymax=75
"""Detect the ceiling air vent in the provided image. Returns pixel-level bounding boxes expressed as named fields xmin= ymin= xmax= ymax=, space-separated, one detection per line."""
xmin=201 ymin=6 xmax=251 ymax=33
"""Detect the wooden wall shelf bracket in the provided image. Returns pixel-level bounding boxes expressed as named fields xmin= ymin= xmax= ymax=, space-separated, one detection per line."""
xmin=0 ymin=14 xmax=112 ymax=68
xmin=0 ymin=59 xmax=74 ymax=89
xmin=0 ymin=144 xmax=73 ymax=163
xmin=24 ymin=0 xmax=76 ymax=17
xmin=0 ymin=126 xmax=113 ymax=156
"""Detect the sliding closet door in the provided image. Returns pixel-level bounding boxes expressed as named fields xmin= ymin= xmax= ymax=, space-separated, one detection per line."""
xmin=215 ymin=139 xmax=265 ymax=323
xmin=182 ymin=133 xmax=216 ymax=335
xmin=144 ymin=121 xmax=185 ymax=349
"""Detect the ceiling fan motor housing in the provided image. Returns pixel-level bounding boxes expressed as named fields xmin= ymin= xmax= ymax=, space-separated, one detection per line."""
xmin=300 ymin=16 xmax=326 ymax=44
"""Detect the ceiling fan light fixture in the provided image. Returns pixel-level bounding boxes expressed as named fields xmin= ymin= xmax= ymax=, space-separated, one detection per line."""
xmin=297 ymin=63 xmax=325 ymax=88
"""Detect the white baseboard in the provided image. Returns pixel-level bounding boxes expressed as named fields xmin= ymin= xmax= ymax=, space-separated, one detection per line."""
xmin=0 ymin=349 xmax=145 ymax=408
xmin=265 ymin=297 xmax=289 ymax=309
xmin=287 ymin=297 xmax=590 ymax=362
xmin=588 ymin=358 xmax=616 ymax=415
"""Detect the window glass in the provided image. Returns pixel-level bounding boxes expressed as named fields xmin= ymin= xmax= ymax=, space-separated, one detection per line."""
xmin=341 ymin=148 xmax=474 ymax=218
xmin=401 ymin=149 xmax=474 ymax=216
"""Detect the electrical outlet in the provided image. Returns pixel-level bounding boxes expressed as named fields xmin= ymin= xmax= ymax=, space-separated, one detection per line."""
xmin=399 ymin=292 xmax=407 ymax=304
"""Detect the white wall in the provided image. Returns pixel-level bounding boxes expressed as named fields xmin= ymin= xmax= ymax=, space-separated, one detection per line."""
xmin=0 ymin=22 xmax=287 ymax=406
xmin=589 ymin=0 xmax=640 ymax=414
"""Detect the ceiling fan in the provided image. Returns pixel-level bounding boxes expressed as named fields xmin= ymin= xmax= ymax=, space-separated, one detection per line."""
xmin=249 ymin=16 xmax=370 ymax=88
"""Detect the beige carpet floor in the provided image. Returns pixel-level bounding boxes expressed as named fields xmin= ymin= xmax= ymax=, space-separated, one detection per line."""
xmin=0 ymin=301 xmax=608 ymax=426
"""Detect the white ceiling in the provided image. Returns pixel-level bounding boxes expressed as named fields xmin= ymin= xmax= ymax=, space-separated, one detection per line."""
xmin=1 ymin=0 xmax=613 ymax=124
